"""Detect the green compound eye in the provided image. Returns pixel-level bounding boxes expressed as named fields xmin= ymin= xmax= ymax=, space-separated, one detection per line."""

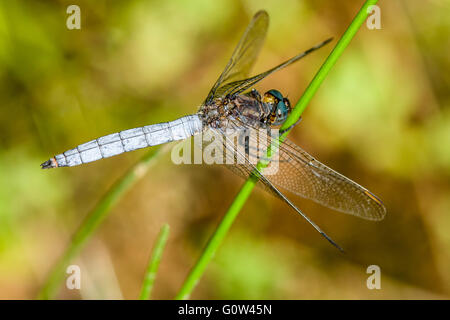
xmin=267 ymin=89 xmax=284 ymax=101
xmin=264 ymin=89 xmax=290 ymax=126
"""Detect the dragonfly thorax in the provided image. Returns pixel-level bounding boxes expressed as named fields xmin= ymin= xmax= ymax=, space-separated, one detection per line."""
xmin=199 ymin=89 xmax=291 ymax=130
xmin=200 ymin=93 xmax=268 ymax=130
xmin=199 ymin=97 xmax=235 ymax=129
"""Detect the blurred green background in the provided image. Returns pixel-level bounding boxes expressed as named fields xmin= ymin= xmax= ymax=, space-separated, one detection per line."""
xmin=0 ymin=0 xmax=449 ymax=299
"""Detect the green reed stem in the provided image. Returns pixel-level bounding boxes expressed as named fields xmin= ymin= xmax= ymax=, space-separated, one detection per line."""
xmin=175 ymin=0 xmax=379 ymax=300
xmin=139 ymin=223 xmax=170 ymax=300
xmin=38 ymin=145 xmax=167 ymax=299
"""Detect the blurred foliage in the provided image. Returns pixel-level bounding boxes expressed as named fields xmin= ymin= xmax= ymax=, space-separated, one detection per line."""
xmin=0 ymin=0 xmax=448 ymax=299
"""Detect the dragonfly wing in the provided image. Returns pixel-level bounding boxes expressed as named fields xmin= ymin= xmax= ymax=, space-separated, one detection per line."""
xmin=274 ymin=138 xmax=386 ymax=220
xmin=249 ymin=132 xmax=387 ymax=220
xmin=214 ymin=125 xmax=345 ymax=251
xmin=204 ymin=10 xmax=269 ymax=104
xmin=218 ymin=119 xmax=386 ymax=221
xmin=216 ymin=38 xmax=333 ymax=98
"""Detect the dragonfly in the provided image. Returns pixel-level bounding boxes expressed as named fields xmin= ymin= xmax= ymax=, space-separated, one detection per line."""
xmin=41 ymin=10 xmax=386 ymax=251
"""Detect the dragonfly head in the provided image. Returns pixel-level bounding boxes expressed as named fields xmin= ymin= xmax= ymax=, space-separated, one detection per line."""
xmin=263 ymin=89 xmax=291 ymax=126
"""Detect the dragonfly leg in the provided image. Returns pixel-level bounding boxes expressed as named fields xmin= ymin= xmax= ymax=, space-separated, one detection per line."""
xmin=279 ymin=116 xmax=302 ymax=135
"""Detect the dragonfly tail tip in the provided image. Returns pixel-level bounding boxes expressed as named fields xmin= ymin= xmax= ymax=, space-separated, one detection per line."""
xmin=40 ymin=158 xmax=57 ymax=169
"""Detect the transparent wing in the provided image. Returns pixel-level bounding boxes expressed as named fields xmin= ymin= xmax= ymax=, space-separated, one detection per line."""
xmin=268 ymin=137 xmax=386 ymax=220
xmin=221 ymin=119 xmax=387 ymax=221
xmin=212 ymin=126 xmax=344 ymax=251
xmin=215 ymin=38 xmax=333 ymax=98
xmin=204 ymin=10 xmax=269 ymax=104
